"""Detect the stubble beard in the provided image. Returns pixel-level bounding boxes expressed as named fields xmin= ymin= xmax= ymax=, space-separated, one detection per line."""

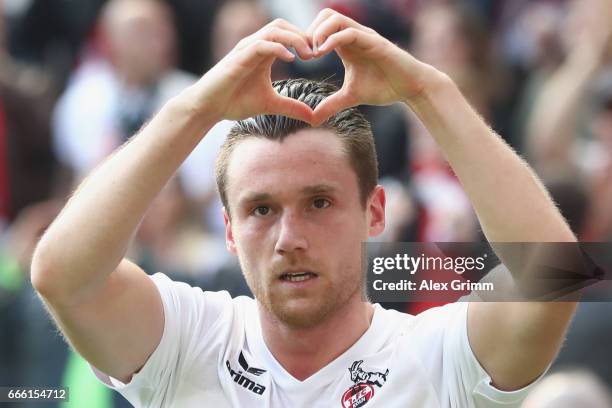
xmin=240 ymin=259 xmax=363 ymax=330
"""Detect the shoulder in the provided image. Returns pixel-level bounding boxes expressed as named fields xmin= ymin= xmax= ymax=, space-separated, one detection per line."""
xmin=150 ymin=271 xmax=253 ymax=308
xmin=414 ymin=302 xmax=467 ymax=326
xmin=377 ymin=303 xmax=469 ymax=368
xmin=148 ymin=272 xmax=254 ymax=334
xmin=376 ymin=302 xmax=466 ymax=335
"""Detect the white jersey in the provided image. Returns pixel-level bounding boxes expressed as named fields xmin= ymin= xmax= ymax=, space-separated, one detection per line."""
xmin=92 ymin=273 xmax=539 ymax=407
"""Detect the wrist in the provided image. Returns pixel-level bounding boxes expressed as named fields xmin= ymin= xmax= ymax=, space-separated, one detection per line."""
xmin=403 ymin=65 xmax=455 ymax=110
xmin=167 ymin=83 xmax=224 ymax=127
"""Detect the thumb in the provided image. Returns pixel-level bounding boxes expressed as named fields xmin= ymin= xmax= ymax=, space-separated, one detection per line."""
xmin=267 ymin=95 xmax=314 ymax=123
xmin=312 ymin=88 xmax=356 ymax=126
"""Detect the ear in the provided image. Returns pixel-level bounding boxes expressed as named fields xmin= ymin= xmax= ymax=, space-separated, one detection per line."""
xmin=223 ymin=207 xmax=238 ymax=255
xmin=367 ymin=185 xmax=386 ymax=238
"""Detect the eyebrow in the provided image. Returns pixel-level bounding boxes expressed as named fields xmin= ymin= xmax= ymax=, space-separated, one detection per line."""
xmin=240 ymin=192 xmax=272 ymax=204
xmin=239 ymin=184 xmax=338 ymax=205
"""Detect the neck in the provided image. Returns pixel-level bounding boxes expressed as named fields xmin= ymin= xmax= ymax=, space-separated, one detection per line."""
xmin=258 ymin=295 xmax=374 ymax=381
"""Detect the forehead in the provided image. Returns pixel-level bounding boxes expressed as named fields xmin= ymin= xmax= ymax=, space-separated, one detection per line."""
xmin=225 ymin=128 xmax=359 ymax=205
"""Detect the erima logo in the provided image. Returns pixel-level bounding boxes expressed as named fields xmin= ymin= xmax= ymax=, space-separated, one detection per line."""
xmin=226 ymin=352 xmax=266 ymax=395
xmin=238 ymin=351 xmax=266 ymax=376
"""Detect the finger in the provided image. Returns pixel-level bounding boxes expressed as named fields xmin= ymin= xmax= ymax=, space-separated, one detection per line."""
xmin=267 ymin=94 xmax=314 ymax=123
xmin=238 ymin=20 xmax=313 ymax=58
xmin=316 ymin=27 xmax=377 ymax=57
xmin=258 ymin=26 xmax=313 ymax=60
xmin=311 ymin=88 xmax=356 ymax=126
xmin=268 ymin=18 xmax=313 ymax=46
xmin=306 ymin=8 xmax=336 ymax=41
xmin=238 ymin=40 xmax=296 ymax=67
xmin=311 ymin=12 xmax=365 ymax=54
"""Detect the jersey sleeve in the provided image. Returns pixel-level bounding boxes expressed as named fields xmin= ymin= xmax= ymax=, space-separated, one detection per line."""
xmin=90 ymin=272 xmax=234 ymax=407
xmin=441 ymin=302 xmax=545 ymax=407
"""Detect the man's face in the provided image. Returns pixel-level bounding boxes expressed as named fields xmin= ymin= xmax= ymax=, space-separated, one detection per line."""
xmin=224 ymin=129 xmax=385 ymax=328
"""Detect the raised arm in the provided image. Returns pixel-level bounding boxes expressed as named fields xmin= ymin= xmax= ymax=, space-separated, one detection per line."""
xmin=30 ymin=19 xmax=314 ymax=383
xmin=309 ymin=8 xmax=577 ymax=390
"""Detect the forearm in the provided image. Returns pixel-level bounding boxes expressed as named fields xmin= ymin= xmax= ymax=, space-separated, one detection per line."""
xmin=410 ymin=72 xmax=578 ymax=388
xmin=406 ymin=70 xmax=575 ymax=243
xmin=32 ymin=87 xmax=218 ymax=299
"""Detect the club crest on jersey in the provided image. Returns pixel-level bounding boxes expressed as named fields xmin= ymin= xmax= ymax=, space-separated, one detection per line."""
xmin=226 ymin=352 xmax=267 ymax=395
xmin=341 ymin=360 xmax=390 ymax=408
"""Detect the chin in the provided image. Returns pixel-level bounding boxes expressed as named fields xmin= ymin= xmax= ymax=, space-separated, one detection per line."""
xmin=269 ymin=297 xmax=337 ymax=329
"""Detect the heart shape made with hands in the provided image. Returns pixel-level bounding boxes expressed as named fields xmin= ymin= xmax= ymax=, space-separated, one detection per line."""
xmin=244 ymin=8 xmax=414 ymax=127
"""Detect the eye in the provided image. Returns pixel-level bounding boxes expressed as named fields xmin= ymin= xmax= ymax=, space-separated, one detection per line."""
xmin=312 ymin=198 xmax=331 ymax=209
xmin=252 ymin=206 xmax=272 ymax=216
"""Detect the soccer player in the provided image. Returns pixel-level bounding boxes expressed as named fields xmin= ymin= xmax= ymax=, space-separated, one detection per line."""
xmin=31 ymin=9 xmax=577 ymax=407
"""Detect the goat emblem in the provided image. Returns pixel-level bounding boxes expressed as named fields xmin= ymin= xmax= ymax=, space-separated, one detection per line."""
xmin=348 ymin=360 xmax=389 ymax=387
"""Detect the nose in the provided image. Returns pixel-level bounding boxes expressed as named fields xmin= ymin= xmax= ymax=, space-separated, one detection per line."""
xmin=274 ymin=211 xmax=308 ymax=255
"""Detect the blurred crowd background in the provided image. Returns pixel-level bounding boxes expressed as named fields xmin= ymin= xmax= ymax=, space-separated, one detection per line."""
xmin=1 ymin=0 xmax=612 ymax=406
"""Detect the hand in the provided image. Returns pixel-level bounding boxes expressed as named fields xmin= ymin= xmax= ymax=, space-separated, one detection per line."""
xmin=193 ymin=19 xmax=315 ymax=123
xmin=307 ymin=8 xmax=438 ymax=125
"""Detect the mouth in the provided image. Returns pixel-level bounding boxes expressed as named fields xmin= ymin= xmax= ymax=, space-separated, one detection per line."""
xmin=279 ymin=271 xmax=319 ymax=282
